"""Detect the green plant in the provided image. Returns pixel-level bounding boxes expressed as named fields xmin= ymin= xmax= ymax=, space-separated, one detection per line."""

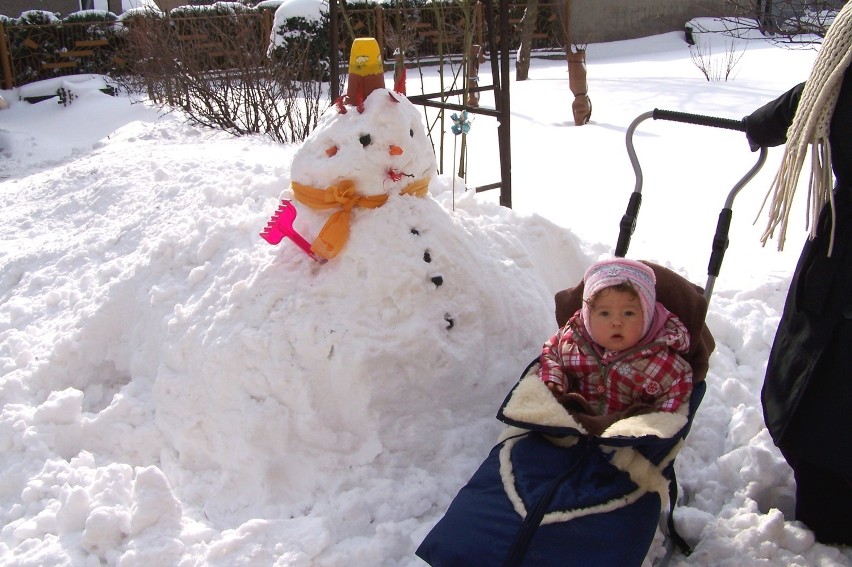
xmin=56 ymin=85 xmax=77 ymax=106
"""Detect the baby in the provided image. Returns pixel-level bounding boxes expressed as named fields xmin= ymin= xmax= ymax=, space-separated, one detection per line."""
xmin=539 ymin=258 xmax=693 ymax=434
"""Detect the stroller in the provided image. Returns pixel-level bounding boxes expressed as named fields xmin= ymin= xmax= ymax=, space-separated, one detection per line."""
xmin=416 ymin=110 xmax=768 ymax=567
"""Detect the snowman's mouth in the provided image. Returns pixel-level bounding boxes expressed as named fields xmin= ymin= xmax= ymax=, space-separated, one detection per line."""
xmin=387 ymin=169 xmax=414 ymax=182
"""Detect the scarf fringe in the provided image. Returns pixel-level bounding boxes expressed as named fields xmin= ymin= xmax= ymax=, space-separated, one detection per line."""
xmin=758 ymin=4 xmax=852 ymax=253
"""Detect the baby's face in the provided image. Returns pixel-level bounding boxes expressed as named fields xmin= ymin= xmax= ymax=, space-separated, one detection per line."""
xmin=587 ymin=288 xmax=644 ymax=352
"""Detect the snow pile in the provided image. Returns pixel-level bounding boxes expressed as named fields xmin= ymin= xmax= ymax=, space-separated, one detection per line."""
xmin=1 ymin=89 xmax=591 ymax=564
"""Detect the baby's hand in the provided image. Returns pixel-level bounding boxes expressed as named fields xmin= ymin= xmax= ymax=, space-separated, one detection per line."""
xmin=561 ymin=392 xmax=595 ymax=414
xmin=545 ymin=384 xmax=595 ymax=415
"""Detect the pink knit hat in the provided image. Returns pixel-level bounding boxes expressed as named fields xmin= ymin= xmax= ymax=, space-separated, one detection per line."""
xmin=581 ymin=258 xmax=656 ymax=337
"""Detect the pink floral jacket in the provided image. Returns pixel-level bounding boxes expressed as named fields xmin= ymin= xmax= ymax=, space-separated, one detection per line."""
xmin=538 ymin=308 xmax=693 ymax=415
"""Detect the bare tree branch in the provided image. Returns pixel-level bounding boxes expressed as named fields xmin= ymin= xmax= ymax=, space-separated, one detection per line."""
xmin=112 ymin=10 xmax=331 ymax=144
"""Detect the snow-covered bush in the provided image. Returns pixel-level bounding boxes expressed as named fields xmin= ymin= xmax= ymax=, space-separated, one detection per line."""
xmin=169 ymin=1 xmax=256 ymax=18
xmin=114 ymin=7 xmax=164 ymax=38
xmin=268 ymin=14 xmax=331 ymax=80
xmin=63 ymin=9 xmax=117 ymax=24
xmin=17 ymin=10 xmax=61 ymax=25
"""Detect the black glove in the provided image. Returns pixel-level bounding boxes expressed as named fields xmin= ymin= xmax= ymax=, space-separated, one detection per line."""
xmin=742 ymin=82 xmax=805 ymax=152
xmin=741 ymin=117 xmax=761 ymax=152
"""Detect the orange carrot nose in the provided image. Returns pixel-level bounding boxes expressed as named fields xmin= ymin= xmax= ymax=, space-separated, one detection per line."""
xmin=389 ymin=145 xmax=404 ymax=155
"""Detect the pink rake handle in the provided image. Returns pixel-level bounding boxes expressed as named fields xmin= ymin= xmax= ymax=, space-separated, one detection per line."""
xmin=260 ymin=199 xmax=325 ymax=263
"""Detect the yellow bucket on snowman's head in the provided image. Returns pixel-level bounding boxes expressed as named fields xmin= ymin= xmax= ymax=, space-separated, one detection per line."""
xmin=345 ymin=38 xmax=386 ymax=105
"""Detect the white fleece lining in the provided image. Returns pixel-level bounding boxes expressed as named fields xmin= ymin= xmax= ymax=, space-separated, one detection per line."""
xmin=601 ymin=409 xmax=688 ymax=439
xmin=499 ymin=435 xmax=528 ymax=519
xmin=541 ymin=489 xmax=646 ymax=525
xmin=500 ymin=371 xmax=585 ymax=431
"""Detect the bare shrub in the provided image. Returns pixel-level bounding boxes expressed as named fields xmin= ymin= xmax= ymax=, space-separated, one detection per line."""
xmin=689 ymin=38 xmax=745 ymax=81
xmin=379 ymin=4 xmax=421 ymax=60
xmin=112 ymin=11 xmax=329 ymax=144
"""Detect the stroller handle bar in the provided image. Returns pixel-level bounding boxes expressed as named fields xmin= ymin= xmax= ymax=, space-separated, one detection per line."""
xmin=651 ymin=108 xmax=746 ymax=132
xmin=619 ymin=110 xmax=767 ymax=301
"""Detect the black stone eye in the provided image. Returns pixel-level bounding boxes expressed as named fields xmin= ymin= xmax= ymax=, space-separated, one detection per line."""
xmin=409 ymin=129 xmax=414 ymax=137
xmin=359 ymin=134 xmax=372 ymax=147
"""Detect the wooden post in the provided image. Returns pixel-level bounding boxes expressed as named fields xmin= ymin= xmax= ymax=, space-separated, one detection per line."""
xmin=466 ymin=44 xmax=481 ymax=107
xmin=567 ymin=47 xmax=590 ymax=125
xmin=374 ymin=6 xmax=384 ymax=57
xmin=262 ymin=10 xmax=272 ymax=53
xmin=563 ymin=0 xmax=590 ymax=126
xmin=467 ymin=0 xmax=483 ymax=106
xmin=0 ymin=22 xmax=14 ymax=90
xmin=475 ymin=1 xmax=484 ymax=47
xmin=393 ymin=50 xmax=406 ymax=93
xmin=330 ymin=0 xmax=339 ymax=101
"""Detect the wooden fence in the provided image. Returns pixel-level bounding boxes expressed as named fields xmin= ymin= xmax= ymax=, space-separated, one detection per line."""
xmin=2 ymin=21 xmax=122 ymax=89
xmin=341 ymin=1 xmax=565 ymax=60
xmin=0 ymin=3 xmax=567 ymax=90
xmin=0 ymin=13 xmax=276 ymax=90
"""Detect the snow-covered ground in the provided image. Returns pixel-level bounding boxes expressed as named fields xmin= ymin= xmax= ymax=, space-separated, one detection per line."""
xmin=1 ymin=18 xmax=851 ymax=567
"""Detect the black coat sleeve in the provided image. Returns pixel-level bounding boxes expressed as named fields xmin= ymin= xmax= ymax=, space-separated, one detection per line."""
xmin=742 ymin=82 xmax=805 ymax=151
xmin=828 ymin=68 xmax=852 ymax=188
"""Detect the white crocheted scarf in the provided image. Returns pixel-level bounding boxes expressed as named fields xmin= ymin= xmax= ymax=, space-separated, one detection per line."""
xmin=759 ymin=3 xmax=852 ymax=254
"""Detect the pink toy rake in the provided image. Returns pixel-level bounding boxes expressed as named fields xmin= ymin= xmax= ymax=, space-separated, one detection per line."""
xmin=260 ymin=199 xmax=325 ymax=263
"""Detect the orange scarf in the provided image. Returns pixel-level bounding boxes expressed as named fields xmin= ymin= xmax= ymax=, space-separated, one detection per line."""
xmin=292 ymin=178 xmax=429 ymax=259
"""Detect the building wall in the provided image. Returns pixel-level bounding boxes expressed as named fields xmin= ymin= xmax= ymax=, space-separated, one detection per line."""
xmin=565 ymin=0 xmax=738 ymax=44
xmin=2 ymin=0 xmax=78 ymax=18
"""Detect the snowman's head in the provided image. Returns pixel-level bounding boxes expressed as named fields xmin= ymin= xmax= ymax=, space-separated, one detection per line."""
xmin=290 ymin=88 xmax=438 ymax=197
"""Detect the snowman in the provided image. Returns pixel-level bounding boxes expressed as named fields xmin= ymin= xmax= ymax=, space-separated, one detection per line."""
xmin=143 ymin=40 xmax=564 ymax=522
xmin=261 ymin=37 xmax=438 ymax=262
